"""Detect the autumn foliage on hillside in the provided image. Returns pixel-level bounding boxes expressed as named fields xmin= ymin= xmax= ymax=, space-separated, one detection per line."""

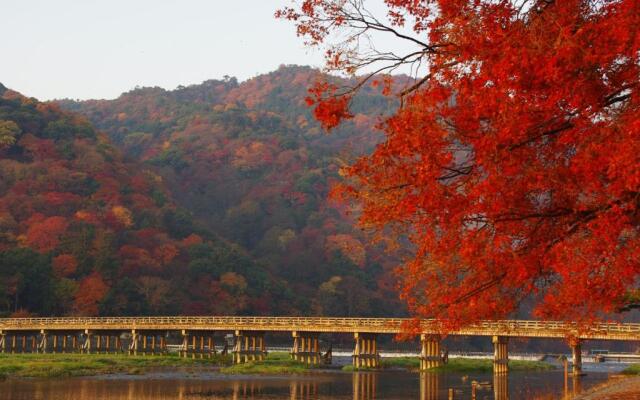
xmin=0 ymin=86 xmax=290 ymax=317
xmin=59 ymin=66 xmax=405 ymax=317
xmin=281 ymin=0 xmax=640 ymax=327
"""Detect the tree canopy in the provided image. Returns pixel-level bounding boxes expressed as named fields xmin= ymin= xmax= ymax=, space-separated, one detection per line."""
xmin=280 ymin=0 xmax=640 ymax=328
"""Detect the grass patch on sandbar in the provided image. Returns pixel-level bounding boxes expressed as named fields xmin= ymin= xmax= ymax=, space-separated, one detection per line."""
xmin=220 ymin=352 xmax=317 ymax=374
xmin=0 ymin=352 xmax=231 ymax=379
xmin=344 ymin=357 xmax=555 ymax=372
xmin=622 ymin=364 xmax=640 ymax=375
xmin=434 ymin=358 xmax=555 ymax=373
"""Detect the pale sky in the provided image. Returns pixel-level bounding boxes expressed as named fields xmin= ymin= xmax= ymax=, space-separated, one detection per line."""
xmin=0 ymin=0 xmax=328 ymax=100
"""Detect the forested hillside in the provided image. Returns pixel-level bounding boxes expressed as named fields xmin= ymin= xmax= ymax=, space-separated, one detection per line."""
xmin=59 ymin=65 xmax=405 ymax=317
xmin=0 ymin=83 xmax=295 ymax=317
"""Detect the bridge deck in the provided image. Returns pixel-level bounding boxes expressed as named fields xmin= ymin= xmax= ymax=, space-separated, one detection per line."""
xmin=1 ymin=317 xmax=639 ymax=341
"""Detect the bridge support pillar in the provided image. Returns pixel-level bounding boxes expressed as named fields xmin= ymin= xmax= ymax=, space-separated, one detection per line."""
xmin=492 ymin=336 xmax=508 ymax=374
xmin=72 ymin=334 xmax=78 ymax=353
xmin=352 ymin=333 xmax=379 ymax=369
xmin=62 ymin=335 xmax=67 ymax=353
xmin=180 ymin=330 xmax=189 ymax=357
xmin=420 ymin=334 xmax=443 ymax=370
xmin=291 ymin=331 xmax=321 ymax=365
xmin=83 ymin=331 xmax=93 ymax=354
xmin=129 ymin=330 xmax=139 ymax=355
xmin=0 ymin=332 xmax=5 ymax=354
xmin=39 ymin=330 xmax=48 ymax=353
xmin=233 ymin=330 xmax=266 ymax=363
xmin=570 ymin=339 xmax=582 ymax=376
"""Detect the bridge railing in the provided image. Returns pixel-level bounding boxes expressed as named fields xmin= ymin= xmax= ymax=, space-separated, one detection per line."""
xmin=1 ymin=317 xmax=639 ymax=339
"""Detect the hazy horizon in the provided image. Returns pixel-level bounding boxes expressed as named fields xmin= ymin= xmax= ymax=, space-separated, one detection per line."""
xmin=0 ymin=63 xmax=321 ymax=101
xmin=1 ymin=1 xmax=327 ymax=101
xmin=1 ymin=0 xmax=405 ymax=101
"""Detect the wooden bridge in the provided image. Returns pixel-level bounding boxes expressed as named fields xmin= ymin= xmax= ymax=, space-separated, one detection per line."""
xmin=1 ymin=316 xmax=639 ymax=374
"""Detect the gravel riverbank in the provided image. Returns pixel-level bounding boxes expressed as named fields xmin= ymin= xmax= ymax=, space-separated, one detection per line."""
xmin=575 ymin=376 xmax=640 ymax=399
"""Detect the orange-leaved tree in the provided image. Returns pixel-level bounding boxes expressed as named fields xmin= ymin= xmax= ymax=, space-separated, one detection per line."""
xmin=279 ymin=0 xmax=640 ymax=328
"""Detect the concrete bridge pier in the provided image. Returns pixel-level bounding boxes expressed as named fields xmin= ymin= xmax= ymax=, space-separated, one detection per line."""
xmin=291 ymin=331 xmax=321 ymax=365
xmin=233 ymin=330 xmax=266 ymax=363
xmin=0 ymin=332 xmax=5 ymax=353
xmin=570 ymin=339 xmax=582 ymax=375
xmin=352 ymin=333 xmax=379 ymax=369
xmin=492 ymin=336 xmax=509 ymax=374
xmin=420 ymin=334 xmax=443 ymax=370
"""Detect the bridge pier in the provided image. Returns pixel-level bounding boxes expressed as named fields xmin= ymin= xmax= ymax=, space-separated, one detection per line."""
xmin=0 ymin=333 xmax=4 ymax=353
xmin=570 ymin=339 xmax=582 ymax=375
xmin=38 ymin=330 xmax=48 ymax=353
xmin=492 ymin=336 xmax=509 ymax=374
xmin=420 ymin=334 xmax=443 ymax=370
xmin=291 ymin=331 xmax=321 ymax=365
xmin=72 ymin=335 xmax=78 ymax=352
xmin=352 ymin=333 xmax=379 ymax=369
xmin=82 ymin=331 xmax=93 ymax=354
xmin=179 ymin=331 xmax=214 ymax=357
xmin=129 ymin=330 xmax=139 ymax=355
xmin=233 ymin=330 xmax=266 ymax=363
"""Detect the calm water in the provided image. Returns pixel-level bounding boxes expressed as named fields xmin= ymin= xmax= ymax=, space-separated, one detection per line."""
xmin=0 ymin=361 xmax=634 ymax=400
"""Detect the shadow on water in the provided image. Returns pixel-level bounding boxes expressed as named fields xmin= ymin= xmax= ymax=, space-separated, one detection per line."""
xmin=0 ymin=369 xmax=615 ymax=399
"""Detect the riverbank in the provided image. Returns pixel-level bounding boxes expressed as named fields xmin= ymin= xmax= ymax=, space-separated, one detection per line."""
xmin=0 ymin=353 xmax=230 ymax=379
xmin=574 ymin=375 xmax=640 ymax=399
xmin=0 ymin=352 xmax=556 ymax=378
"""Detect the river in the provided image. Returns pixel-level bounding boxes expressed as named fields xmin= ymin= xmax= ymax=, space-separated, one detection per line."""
xmin=0 ymin=361 xmax=632 ymax=399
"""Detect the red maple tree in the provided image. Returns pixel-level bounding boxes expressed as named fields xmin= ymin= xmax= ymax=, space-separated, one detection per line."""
xmin=280 ymin=0 xmax=640 ymax=327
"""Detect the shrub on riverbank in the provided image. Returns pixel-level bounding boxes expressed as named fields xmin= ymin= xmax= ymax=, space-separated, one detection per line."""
xmin=622 ymin=364 xmax=640 ymax=375
xmin=0 ymin=353 xmax=230 ymax=379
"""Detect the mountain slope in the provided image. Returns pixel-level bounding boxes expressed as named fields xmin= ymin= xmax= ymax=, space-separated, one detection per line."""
xmin=0 ymin=86 xmax=290 ymax=317
xmin=59 ymin=65 xmax=405 ymax=317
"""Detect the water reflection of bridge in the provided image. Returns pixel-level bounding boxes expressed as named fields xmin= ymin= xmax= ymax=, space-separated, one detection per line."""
xmin=2 ymin=316 xmax=640 ymax=374
xmin=7 ymin=371 xmax=587 ymax=399
xmin=202 ymin=373 xmax=578 ymax=400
